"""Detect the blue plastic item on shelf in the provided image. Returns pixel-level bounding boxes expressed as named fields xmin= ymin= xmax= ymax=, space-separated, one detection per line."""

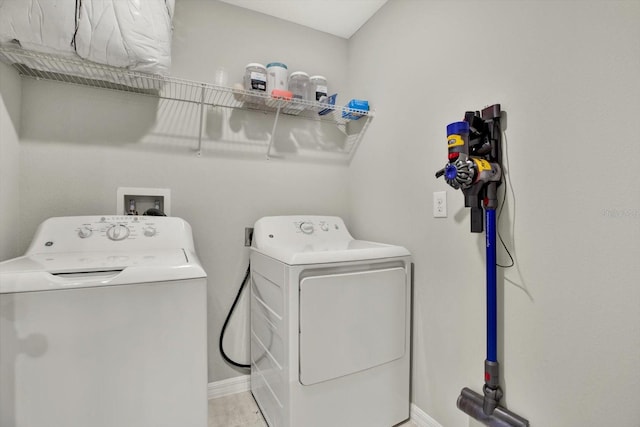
xmin=318 ymin=93 xmax=338 ymax=116
xmin=342 ymin=99 xmax=369 ymax=120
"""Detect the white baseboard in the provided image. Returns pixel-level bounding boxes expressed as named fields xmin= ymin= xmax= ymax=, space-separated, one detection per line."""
xmin=411 ymin=403 xmax=444 ymax=427
xmin=207 ymin=374 xmax=251 ymax=399
xmin=209 ymin=378 xmax=442 ymax=427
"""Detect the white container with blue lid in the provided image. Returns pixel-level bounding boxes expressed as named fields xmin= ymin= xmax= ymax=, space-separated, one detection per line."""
xmin=266 ymin=62 xmax=288 ymax=94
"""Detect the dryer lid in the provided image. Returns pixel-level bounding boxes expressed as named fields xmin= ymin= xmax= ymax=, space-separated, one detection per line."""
xmin=251 ymin=215 xmax=410 ymax=265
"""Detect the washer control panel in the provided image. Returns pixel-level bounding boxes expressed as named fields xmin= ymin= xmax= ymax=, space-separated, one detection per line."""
xmin=74 ymin=216 xmax=160 ymax=242
xmin=26 ymin=216 xmax=195 ymax=254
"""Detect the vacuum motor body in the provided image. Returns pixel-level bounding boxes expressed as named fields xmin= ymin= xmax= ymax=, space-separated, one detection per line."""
xmin=436 ymin=106 xmax=502 ymax=232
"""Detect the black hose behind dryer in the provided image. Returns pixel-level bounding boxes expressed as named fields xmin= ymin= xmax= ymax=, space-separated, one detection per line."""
xmin=219 ymin=265 xmax=251 ymax=369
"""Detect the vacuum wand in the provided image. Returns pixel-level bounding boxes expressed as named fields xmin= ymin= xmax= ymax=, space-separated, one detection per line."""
xmin=484 ymin=208 xmax=500 ymax=411
xmin=435 ymin=105 xmax=529 ymax=427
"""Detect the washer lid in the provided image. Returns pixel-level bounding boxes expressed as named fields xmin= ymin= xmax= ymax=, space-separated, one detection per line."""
xmin=251 ymin=215 xmax=410 ymax=265
xmin=0 ymin=249 xmax=206 ymax=294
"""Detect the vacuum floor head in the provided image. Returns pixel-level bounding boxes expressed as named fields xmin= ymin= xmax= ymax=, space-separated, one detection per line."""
xmin=457 ymin=388 xmax=529 ymax=427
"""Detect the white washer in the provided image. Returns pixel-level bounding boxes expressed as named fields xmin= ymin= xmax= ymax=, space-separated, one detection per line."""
xmin=250 ymin=215 xmax=412 ymax=427
xmin=0 ymin=216 xmax=207 ymax=427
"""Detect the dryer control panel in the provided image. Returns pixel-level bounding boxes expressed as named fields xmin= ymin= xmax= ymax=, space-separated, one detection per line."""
xmin=295 ymin=218 xmax=343 ymax=236
xmin=25 ymin=216 xmax=196 ymax=254
xmin=252 ymin=215 xmax=355 ymax=254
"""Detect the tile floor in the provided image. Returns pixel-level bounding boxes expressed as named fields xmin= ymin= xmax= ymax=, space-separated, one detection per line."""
xmin=208 ymin=391 xmax=418 ymax=427
xmin=208 ymin=392 xmax=267 ymax=427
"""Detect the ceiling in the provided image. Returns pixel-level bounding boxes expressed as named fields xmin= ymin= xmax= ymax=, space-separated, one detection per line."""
xmin=217 ymin=0 xmax=388 ymax=39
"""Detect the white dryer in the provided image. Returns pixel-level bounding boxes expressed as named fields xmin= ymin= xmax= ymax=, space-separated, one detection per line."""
xmin=250 ymin=215 xmax=412 ymax=427
xmin=0 ymin=216 xmax=207 ymax=427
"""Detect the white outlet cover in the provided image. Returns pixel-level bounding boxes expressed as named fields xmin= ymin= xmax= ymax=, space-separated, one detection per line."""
xmin=433 ymin=191 xmax=447 ymax=218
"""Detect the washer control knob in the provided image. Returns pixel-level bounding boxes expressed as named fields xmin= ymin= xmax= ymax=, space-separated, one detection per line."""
xmin=78 ymin=227 xmax=93 ymax=238
xmin=299 ymin=222 xmax=315 ymax=235
xmin=320 ymin=223 xmax=329 ymax=231
xmin=143 ymin=226 xmax=157 ymax=237
xmin=107 ymin=224 xmax=130 ymax=241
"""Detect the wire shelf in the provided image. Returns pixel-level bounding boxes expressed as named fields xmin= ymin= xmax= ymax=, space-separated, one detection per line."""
xmin=0 ymin=45 xmax=373 ymax=161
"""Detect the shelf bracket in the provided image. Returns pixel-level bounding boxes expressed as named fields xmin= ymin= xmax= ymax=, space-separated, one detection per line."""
xmin=196 ymin=83 xmax=205 ymax=157
xmin=266 ymin=104 xmax=282 ymax=160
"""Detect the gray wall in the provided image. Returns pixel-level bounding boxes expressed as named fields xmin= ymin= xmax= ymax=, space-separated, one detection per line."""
xmin=0 ymin=62 xmax=21 ymax=261
xmin=13 ymin=0 xmax=351 ymax=382
xmin=3 ymin=1 xmax=640 ymax=425
xmin=348 ymin=1 xmax=640 ymax=426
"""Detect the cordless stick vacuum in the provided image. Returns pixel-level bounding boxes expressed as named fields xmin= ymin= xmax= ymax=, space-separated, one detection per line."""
xmin=435 ymin=104 xmax=529 ymax=427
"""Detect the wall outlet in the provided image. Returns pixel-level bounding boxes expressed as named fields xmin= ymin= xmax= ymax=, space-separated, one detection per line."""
xmin=433 ymin=191 xmax=447 ymax=218
xmin=244 ymin=227 xmax=254 ymax=247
